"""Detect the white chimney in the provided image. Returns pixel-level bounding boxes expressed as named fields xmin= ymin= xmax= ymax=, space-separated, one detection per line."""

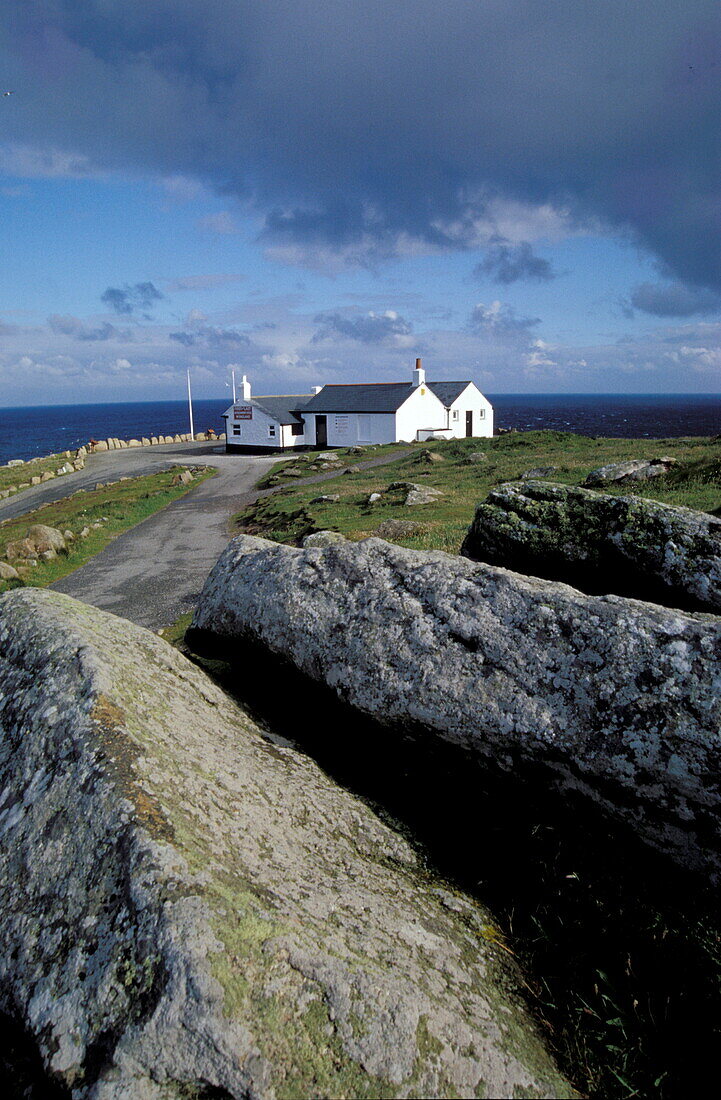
xmin=412 ymin=357 xmax=425 ymax=388
xmin=240 ymin=374 xmax=251 ymax=400
xmin=312 ymin=385 xmax=323 ymax=394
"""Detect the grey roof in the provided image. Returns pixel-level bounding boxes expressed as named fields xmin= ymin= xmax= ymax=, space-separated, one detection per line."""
xmin=225 ymin=394 xmax=313 ymax=425
xmin=301 ymin=381 xmax=472 ymax=414
xmin=427 ymin=381 xmax=472 ymax=407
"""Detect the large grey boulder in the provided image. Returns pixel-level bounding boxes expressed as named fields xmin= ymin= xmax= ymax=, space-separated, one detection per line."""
xmin=191 ymin=535 xmax=721 ymax=876
xmin=0 ymin=588 xmax=572 ymax=1099
xmin=461 ymin=481 xmax=721 ymax=612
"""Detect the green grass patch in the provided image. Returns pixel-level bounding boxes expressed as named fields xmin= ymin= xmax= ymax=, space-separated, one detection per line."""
xmin=254 ymin=442 xmax=413 ymax=490
xmin=0 ymin=466 xmax=215 ymax=592
xmin=233 ymin=431 xmax=721 ymax=552
xmin=0 ymin=451 xmax=83 ymax=499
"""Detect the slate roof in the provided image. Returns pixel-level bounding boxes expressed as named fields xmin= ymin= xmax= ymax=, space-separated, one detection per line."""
xmin=427 ymin=381 xmax=472 ymax=407
xmin=301 ymin=381 xmax=472 ymax=414
xmin=226 ymin=394 xmax=313 ymax=425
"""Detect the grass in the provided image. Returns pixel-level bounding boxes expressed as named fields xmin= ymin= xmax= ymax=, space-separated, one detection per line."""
xmin=253 ymin=441 xmax=412 ymax=490
xmin=233 ymin=431 xmax=721 ymax=552
xmin=0 ymin=451 xmax=82 ymax=498
xmin=0 ymin=465 xmax=215 ymax=593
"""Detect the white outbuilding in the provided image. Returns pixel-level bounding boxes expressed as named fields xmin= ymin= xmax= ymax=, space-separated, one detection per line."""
xmin=223 ymin=361 xmax=493 ymax=452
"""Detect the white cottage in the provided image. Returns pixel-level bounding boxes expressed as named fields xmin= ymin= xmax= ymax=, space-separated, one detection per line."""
xmin=223 ymin=361 xmax=493 ymax=452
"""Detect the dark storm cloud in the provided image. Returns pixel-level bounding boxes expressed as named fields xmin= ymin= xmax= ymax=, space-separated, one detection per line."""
xmin=628 ymin=282 xmax=721 ymax=318
xmin=169 ymin=325 xmax=251 ymax=347
xmin=101 ymin=282 xmax=163 ymax=317
xmin=4 ymin=3 xmax=721 ymax=286
xmin=474 ymin=241 xmax=556 ymax=284
xmin=312 ymin=310 xmax=412 ymax=344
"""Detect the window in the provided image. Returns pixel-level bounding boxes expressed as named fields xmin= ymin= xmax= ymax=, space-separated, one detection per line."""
xmin=291 ymin=422 xmax=303 ymax=436
xmin=232 ymin=425 xmax=241 ymax=436
xmin=479 ymin=409 xmax=485 ymax=419
xmin=268 ymin=424 xmax=276 ymax=437
xmin=452 ymin=409 xmax=459 ymax=421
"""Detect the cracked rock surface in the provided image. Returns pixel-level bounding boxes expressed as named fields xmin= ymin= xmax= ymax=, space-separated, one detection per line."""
xmin=191 ymin=535 xmax=721 ymax=877
xmin=461 ymin=481 xmax=721 ymax=612
xmin=0 ymin=587 xmax=572 ymax=1099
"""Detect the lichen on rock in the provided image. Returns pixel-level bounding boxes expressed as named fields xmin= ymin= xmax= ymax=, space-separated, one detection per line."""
xmin=0 ymin=588 xmax=573 ymax=1099
xmin=461 ymin=480 xmax=721 ymax=612
xmin=191 ymin=534 xmax=721 ymax=879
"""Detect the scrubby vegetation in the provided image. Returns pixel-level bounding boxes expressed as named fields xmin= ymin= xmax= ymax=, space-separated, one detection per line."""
xmin=233 ymin=431 xmax=721 ymax=551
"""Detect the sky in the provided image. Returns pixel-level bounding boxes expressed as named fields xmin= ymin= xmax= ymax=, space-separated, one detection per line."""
xmin=2 ymin=2 xmax=721 ymax=405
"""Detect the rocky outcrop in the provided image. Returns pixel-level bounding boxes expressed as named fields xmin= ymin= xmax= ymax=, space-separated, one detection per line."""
xmin=461 ymin=481 xmax=721 ymax=612
xmin=584 ymin=457 xmax=676 ymax=486
xmin=6 ymin=525 xmax=66 ymax=562
xmin=191 ymin=535 xmax=721 ymax=876
xmin=0 ymin=588 xmax=572 ymax=1099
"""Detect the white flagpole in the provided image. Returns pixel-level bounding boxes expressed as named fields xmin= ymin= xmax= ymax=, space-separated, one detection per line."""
xmin=187 ymin=369 xmax=195 ymax=439
xmin=232 ymin=369 xmax=237 ymax=402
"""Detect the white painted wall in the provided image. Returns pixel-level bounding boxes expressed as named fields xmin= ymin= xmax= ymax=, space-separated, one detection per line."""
xmin=224 ymin=402 xmax=306 ymax=449
xmin=305 ymin=411 xmax=397 ymax=446
xmin=395 ymin=385 xmax=448 ymax=441
xmin=446 ymin=384 xmax=494 ymax=438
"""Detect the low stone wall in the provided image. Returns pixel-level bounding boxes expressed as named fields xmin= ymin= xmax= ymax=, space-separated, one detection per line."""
xmin=0 ymin=433 xmax=226 ymax=500
xmin=86 ymin=430 xmax=226 ymax=452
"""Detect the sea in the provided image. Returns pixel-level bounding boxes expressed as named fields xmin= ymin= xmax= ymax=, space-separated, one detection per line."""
xmin=0 ymin=393 xmax=720 ymax=466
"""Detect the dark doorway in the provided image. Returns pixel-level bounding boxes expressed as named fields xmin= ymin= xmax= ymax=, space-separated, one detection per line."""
xmin=465 ymin=410 xmax=473 ymax=437
xmin=316 ymin=415 xmax=328 ymax=447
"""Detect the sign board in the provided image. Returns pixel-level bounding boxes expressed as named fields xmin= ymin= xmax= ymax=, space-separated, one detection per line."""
xmin=233 ymin=405 xmax=253 ymax=420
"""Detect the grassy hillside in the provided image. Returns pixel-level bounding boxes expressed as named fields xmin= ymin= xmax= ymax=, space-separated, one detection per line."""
xmin=233 ymin=431 xmax=721 ymax=552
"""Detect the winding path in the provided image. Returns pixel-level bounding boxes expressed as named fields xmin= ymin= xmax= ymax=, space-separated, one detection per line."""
xmin=0 ymin=442 xmax=409 ymax=629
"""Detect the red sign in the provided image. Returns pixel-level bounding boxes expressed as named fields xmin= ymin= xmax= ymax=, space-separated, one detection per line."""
xmin=233 ymin=405 xmax=253 ymax=420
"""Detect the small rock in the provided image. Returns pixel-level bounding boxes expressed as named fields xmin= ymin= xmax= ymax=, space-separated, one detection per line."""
xmin=95 ymin=483 xmax=105 ymax=490
xmin=302 ymin=530 xmax=347 ymax=547
xmin=0 ymin=562 xmax=19 ymax=580
xmin=39 ymin=549 xmax=56 ymax=562
xmin=141 ymin=437 xmax=151 ymax=446
xmin=367 ymin=492 xmax=383 ymax=504
xmin=93 ymin=441 xmax=109 ymax=452
xmin=0 ymin=490 xmax=9 ymax=500
xmin=405 ymin=486 xmax=444 ymax=506
xmin=171 ymin=470 xmax=194 ymax=486
xmin=6 ymin=539 xmax=37 ymax=562
xmin=40 ymin=471 xmax=55 ymax=481
xmin=468 ymin=452 xmax=488 ymax=463
xmin=348 ymin=445 xmax=366 ymax=454
xmin=310 ymin=494 xmax=340 ymax=504
xmin=30 ymin=476 xmax=41 ymax=485
xmin=79 ymin=526 xmax=91 ymax=538
xmin=26 ymin=525 xmax=66 ymax=554
xmin=344 ymin=465 xmax=363 ymax=474
xmin=6 ymin=459 xmax=24 ymax=467
xmin=521 ymin=466 xmax=558 ymax=479
xmin=127 ymin=439 xmax=142 ymax=448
